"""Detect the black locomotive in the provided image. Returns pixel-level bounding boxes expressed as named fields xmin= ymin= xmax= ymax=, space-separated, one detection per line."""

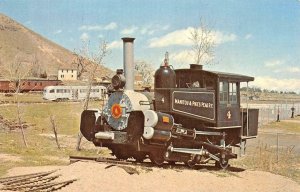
xmin=80 ymin=37 xmax=258 ymax=168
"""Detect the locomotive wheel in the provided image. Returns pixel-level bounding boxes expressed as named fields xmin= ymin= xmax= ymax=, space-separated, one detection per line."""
xmin=133 ymin=153 xmax=146 ymax=163
xmin=215 ymin=158 xmax=229 ymax=169
xmin=167 ymin=161 xmax=176 ymax=165
xmin=149 ymin=153 xmax=165 ymax=166
xmin=112 ymin=148 xmax=130 ymax=160
xmin=185 ymin=160 xmax=196 ymax=168
xmin=115 ymin=153 xmax=129 ymax=160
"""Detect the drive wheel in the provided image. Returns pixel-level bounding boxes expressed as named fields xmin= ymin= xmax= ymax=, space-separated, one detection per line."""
xmin=133 ymin=153 xmax=146 ymax=163
xmin=215 ymin=158 xmax=229 ymax=169
xmin=185 ymin=160 xmax=196 ymax=168
xmin=149 ymin=152 xmax=165 ymax=166
xmin=112 ymin=148 xmax=130 ymax=160
xmin=167 ymin=161 xmax=176 ymax=165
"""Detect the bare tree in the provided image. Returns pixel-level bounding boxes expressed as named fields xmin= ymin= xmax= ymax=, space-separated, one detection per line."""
xmin=29 ymin=54 xmax=42 ymax=77
xmin=134 ymin=60 xmax=155 ymax=86
xmin=5 ymin=55 xmax=34 ymax=147
xmin=81 ymin=40 xmax=109 ymax=110
xmin=72 ymin=52 xmax=87 ymax=79
xmin=189 ymin=18 xmax=216 ymax=65
xmin=75 ymin=40 xmax=109 ymax=151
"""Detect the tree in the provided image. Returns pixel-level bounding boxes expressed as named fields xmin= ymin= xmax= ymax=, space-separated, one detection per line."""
xmin=81 ymin=40 xmax=109 ymax=110
xmin=29 ymin=54 xmax=43 ymax=78
xmin=75 ymin=40 xmax=109 ymax=150
xmin=4 ymin=54 xmax=34 ymax=147
xmin=134 ymin=60 xmax=155 ymax=86
xmin=72 ymin=52 xmax=87 ymax=79
xmin=189 ymin=18 xmax=216 ymax=65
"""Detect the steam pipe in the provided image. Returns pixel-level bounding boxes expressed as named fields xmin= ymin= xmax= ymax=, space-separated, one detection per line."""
xmin=122 ymin=37 xmax=135 ymax=91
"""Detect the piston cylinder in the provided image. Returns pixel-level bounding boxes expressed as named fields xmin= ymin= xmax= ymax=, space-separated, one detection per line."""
xmin=143 ymin=110 xmax=174 ymax=141
xmin=143 ymin=126 xmax=171 ymax=141
xmin=143 ymin=110 xmax=174 ymax=131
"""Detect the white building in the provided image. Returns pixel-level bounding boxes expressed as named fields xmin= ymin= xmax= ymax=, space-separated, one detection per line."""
xmin=58 ymin=69 xmax=78 ymax=81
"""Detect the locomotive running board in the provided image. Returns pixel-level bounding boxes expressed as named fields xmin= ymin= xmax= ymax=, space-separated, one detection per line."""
xmin=206 ymin=125 xmax=241 ymax=129
xmin=194 ymin=130 xmax=223 ymax=136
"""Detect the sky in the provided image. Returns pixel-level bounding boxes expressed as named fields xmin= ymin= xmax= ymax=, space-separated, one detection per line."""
xmin=0 ymin=0 xmax=300 ymax=92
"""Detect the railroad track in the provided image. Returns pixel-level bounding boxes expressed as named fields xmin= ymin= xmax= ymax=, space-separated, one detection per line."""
xmin=69 ymin=155 xmax=185 ymax=175
xmin=70 ymin=156 xmax=137 ymax=165
xmin=70 ymin=155 xmax=200 ymax=170
xmin=0 ymin=170 xmax=76 ymax=192
xmin=69 ymin=155 xmax=245 ymax=173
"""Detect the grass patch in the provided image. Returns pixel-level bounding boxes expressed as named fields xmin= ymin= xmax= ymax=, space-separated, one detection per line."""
xmin=0 ymin=97 xmax=105 ymax=177
xmin=261 ymin=116 xmax=300 ymax=134
xmin=232 ymin=142 xmax=300 ymax=183
xmin=0 ymin=130 xmax=106 ymax=177
xmin=232 ymin=116 xmax=300 ymax=182
xmin=0 ymin=101 xmax=101 ymax=135
xmin=0 ymin=93 xmax=47 ymax=103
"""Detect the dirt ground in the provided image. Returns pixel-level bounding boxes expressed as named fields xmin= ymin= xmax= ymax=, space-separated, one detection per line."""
xmin=1 ymin=161 xmax=299 ymax=192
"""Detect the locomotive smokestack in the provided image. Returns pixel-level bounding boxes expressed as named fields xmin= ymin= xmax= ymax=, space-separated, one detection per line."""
xmin=122 ymin=37 xmax=135 ymax=91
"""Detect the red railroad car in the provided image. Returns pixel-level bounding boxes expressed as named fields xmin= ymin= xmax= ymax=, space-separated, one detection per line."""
xmin=0 ymin=79 xmax=62 ymax=92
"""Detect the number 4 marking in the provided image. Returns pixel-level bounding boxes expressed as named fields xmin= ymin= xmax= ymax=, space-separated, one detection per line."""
xmin=227 ymin=111 xmax=231 ymax=119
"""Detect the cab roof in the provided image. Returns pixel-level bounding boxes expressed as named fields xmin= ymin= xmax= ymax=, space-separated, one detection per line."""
xmin=175 ymin=68 xmax=254 ymax=82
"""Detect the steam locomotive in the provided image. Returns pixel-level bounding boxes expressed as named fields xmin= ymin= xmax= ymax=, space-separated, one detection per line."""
xmin=80 ymin=37 xmax=259 ymax=169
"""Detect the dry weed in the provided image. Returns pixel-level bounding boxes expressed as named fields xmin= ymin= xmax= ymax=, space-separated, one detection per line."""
xmin=239 ymin=142 xmax=300 ymax=182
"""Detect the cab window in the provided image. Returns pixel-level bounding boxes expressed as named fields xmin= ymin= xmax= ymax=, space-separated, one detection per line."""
xmin=219 ymin=82 xmax=228 ymax=104
xmin=49 ymin=89 xmax=54 ymax=93
xmin=219 ymin=82 xmax=237 ymax=104
xmin=229 ymin=83 xmax=237 ymax=104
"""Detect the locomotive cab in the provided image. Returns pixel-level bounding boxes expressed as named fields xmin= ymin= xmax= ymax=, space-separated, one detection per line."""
xmin=155 ymin=64 xmax=258 ymax=142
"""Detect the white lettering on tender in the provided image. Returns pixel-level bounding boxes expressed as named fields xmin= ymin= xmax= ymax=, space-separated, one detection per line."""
xmin=174 ymin=98 xmax=214 ymax=108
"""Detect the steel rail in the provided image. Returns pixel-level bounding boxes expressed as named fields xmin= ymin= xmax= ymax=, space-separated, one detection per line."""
xmin=0 ymin=170 xmax=57 ymax=185
xmin=0 ymin=170 xmax=76 ymax=192
xmin=69 ymin=155 xmax=206 ymax=170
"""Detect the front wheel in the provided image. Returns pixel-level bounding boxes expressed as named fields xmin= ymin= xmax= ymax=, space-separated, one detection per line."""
xmin=149 ymin=152 xmax=165 ymax=166
xmin=112 ymin=148 xmax=130 ymax=160
xmin=133 ymin=152 xmax=146 ymax=163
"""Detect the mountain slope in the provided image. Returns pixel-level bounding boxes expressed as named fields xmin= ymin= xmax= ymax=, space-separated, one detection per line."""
xmin=0 ymin=13 xmax=112 ymax=79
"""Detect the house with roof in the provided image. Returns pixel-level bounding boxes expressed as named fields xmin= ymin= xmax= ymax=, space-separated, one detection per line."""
xmin=58 ymin=69 xmax=78 ymax=81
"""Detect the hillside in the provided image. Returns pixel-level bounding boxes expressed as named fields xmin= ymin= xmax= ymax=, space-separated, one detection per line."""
xmin=0 ymin=13 xmax=112 ymax=79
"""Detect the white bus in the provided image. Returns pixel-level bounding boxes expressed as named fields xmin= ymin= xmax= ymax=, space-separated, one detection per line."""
xmin=43 ymin=85 xmax=107 ymax=101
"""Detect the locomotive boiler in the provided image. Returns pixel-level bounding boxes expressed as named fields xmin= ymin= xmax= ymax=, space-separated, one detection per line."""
xmin=80 ymin=37 xmax=259 ymax=168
